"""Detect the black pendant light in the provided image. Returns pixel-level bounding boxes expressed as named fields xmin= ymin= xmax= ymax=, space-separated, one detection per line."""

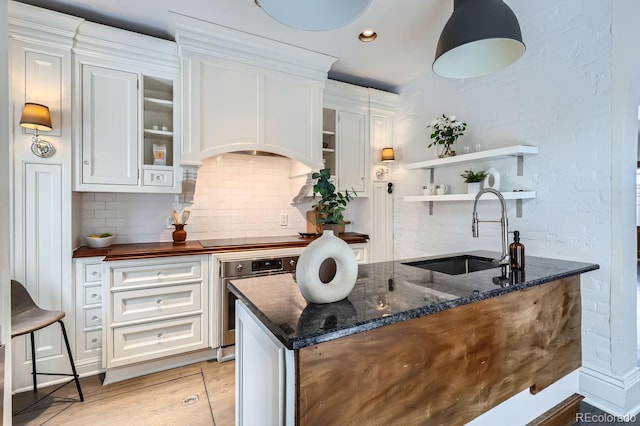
xmin=433 ymin=0 xmax=525 ymax=78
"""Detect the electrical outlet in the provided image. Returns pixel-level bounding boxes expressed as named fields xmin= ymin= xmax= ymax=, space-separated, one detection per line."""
xmin=279 ymin=214 xmax=288 ymax=226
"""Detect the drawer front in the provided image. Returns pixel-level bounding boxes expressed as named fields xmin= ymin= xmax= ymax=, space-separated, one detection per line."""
xmin=112 ymin=261 xmax=202 ymax=288
xmin=110 ymin=315 xmax=205 ymax=366
xmin=84 ymin=285 xmax=103 ymax=306
xmin=143 ymin=169 xmax=174 ymax=187
xmin=84 ymin=307 xmax=103 ymax=328
xmin=85 ymin=329 xmax=102 ymax=350
xmin=84 ymin=263 xmax=102 ymax=283
xmin=112 ymin=283 xmax=202 ymax=324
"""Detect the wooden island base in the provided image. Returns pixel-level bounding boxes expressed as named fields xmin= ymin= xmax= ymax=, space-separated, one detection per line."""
xmin=296 ymin=276 xmax=581 ymax=425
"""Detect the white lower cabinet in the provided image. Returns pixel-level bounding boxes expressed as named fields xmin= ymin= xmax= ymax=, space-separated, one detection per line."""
xmin=103 ymin=255 xmax=209 ymax=369
xmin=236 ymin=301 xmax=295 ymax=426
xmin=74 ymin=257 xmax=106 ymax=374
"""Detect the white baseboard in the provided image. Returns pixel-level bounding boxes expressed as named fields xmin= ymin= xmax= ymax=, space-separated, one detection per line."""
xmin=102 ymin=348 xmax=218 ymax=385
xmin=580 ymin=365 xmax=640 ymax=416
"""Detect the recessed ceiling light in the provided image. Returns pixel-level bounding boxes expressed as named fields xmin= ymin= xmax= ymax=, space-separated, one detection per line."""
xmin=359 ymin=29 xmax=377 ymax=42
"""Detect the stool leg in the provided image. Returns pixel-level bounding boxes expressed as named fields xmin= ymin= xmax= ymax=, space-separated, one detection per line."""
xmin=58 ymin=320 xmax=84 ymax=402
xmin=30 ymin=332 xmax=37 ymax=393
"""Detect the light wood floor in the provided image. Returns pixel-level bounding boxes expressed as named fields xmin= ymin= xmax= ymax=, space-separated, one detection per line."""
xmin=12 ymin=360 xmax=235 ymax=425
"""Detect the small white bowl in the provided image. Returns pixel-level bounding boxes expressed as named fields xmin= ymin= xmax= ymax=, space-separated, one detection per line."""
xmin=85 ymin=234 xmax=115 ymax=248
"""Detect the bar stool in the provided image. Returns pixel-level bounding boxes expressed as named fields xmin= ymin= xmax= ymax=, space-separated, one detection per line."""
xmin=11 ymin=280 xmax=84 ymax=401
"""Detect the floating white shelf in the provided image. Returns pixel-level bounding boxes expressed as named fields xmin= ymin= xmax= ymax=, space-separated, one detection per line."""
xmin=404 ymin=191 xmax=536 ymax=202
xmin=405 ymin=145 xmax=538 ymax=170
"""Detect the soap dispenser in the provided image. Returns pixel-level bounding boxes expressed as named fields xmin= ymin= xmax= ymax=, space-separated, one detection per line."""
xmin=509 ymin=231 xmax=525 ymax=270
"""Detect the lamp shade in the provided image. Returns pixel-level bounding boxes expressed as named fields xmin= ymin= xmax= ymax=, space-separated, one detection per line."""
xmin=381 ymin=147 xmax=395 ymax=162
xmin=20 ymin=103 xmax=52 ymax=131
xmin=433 ymin=0 xmax=525 ymax=79
xmin=255 ymin=0 xmax=371 ymax=31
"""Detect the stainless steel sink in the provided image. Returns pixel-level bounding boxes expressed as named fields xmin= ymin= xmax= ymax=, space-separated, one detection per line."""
xmin=403 ymin=255 xmax=498 ymax=275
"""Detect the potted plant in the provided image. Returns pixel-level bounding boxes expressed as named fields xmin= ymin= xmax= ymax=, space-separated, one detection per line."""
xmin=427 ymin=114 xmax=467 ymax=158
xmin=461 ymin=169 xmax=488 ymax=194
xmin=311 ymin=168 xmax=356 ymax=234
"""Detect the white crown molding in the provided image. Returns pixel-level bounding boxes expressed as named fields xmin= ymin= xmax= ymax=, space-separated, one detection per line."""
xmin=323 ymin=79 xmax=397 ymax=111
xmin=8 ymin=1 xmax=83 ymax=48
xmin=170 ymin=13 xmax=336 ymax=81
xmin=73 ymin=21 xmax=180 ymax=72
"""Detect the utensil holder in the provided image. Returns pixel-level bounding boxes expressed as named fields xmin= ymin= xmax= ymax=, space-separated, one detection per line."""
xmin=172 ymin=224 xmax=187 ymax=244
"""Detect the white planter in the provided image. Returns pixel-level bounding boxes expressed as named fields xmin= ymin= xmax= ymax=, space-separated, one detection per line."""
xmin=467 ymin=182 xmax=481 ymax=194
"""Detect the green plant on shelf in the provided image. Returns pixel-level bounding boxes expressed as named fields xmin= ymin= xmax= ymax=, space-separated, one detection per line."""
xmin=460 ymin=169 xmax=488 ymax=183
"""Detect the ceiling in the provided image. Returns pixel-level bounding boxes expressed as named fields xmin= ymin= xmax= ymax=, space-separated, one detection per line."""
xmin=14 ymin=0 xmax=453 ymax=93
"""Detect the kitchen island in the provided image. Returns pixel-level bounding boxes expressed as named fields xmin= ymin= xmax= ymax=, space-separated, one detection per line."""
xmin=228 ymin=250 xmax=599 ymax=425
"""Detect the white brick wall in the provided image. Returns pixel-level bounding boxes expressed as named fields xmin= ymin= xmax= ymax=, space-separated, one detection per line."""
xmin=81 ymin=153 xmax=313 ymax=243
xmin=392 ymin=0 xmax=613 ymax=372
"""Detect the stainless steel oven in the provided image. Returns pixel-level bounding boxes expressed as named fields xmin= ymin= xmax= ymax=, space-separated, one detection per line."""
xmin=220 ymin=255 xmax=298 ymax=358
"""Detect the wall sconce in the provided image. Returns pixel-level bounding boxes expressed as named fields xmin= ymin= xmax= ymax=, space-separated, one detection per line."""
xmin=20 ymin=103 xmax=55 ymax=158
xmin=433 ymin=0 xmax=525 ymax=79
xmin=376 ymin=147 xmax=395 ymax=179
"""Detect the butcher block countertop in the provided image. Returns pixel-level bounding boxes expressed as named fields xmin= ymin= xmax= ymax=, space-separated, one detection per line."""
xmin=72 ymin=232 xmax=369 ymax=261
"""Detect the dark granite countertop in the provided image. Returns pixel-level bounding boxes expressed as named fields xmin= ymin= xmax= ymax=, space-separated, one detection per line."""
xmin=228 ymin=250 xmax=599 ymax=350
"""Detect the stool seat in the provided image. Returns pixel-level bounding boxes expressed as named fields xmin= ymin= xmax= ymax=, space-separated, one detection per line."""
xmin=11 ymin=280 xmax=83 ymax=402
xmin=11 ymin=308 xmax=65 ymax=338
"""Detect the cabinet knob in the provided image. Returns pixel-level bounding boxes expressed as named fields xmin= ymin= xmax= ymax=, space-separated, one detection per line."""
xmin=289 ymin=259 xmax=296 ymax=267
xmin=157 ymin=333 xmax=163 ymax=339
xmin=91 ymin=338 xmax=98 ymax=343
xmin=91 ymin=271 xmax=99 ymax=276
xmin=236 ymin=264 xmax=244 ymax=272
xmin=83 ymin=160 xmax=90 ymax=165
xmin=91 ymin=293 xmax=99 ymax=299
xmin=157 ymin=272 xmax=164 ymax=278
xmin=157 ymin=299 xmax=163 ymax=305
xmin=92 ymin=316 xmax=98 ymax=321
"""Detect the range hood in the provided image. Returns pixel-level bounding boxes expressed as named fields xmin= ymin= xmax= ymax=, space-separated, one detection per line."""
xmin=232 ymin=150 xmax=286 ymax=158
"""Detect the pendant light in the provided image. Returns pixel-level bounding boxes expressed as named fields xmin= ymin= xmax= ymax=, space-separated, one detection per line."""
xmin=255 ymin=0 xmax=371 ymax=31
xmin=433 ymin=0 xmax=525 ymax=79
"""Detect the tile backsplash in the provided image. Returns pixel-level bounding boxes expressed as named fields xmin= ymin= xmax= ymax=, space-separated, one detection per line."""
xmin=81 ymin=153 xmax=311 ymax=244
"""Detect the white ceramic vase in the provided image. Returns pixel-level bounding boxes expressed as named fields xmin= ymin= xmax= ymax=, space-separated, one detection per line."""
xmin=295 ymin=230 xmax=358 ymax=304
xmin=467 ymin=182 xmax=481 ymax=194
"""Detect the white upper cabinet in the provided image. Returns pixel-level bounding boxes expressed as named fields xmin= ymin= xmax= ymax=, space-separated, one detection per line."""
xmin=174 ymin=16 xmax=335 ymax=169
xmin=335 ymin=110 xmax=367 ymax=193
xmin=73 ymin=22 xmax=182 ymax=193
xmin=81 ymin=65 xmax=138 ymax=186
xmin=323 ymin=80 xmax=398 ymax=196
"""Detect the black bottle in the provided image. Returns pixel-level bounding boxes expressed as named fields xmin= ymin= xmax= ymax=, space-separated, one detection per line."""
xmin=509 ymin=230 xmax=525 ymax=270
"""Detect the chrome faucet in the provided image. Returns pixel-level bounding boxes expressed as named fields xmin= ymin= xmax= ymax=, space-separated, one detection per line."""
xmin=472 ymin=188 xmax=510 ymax=275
